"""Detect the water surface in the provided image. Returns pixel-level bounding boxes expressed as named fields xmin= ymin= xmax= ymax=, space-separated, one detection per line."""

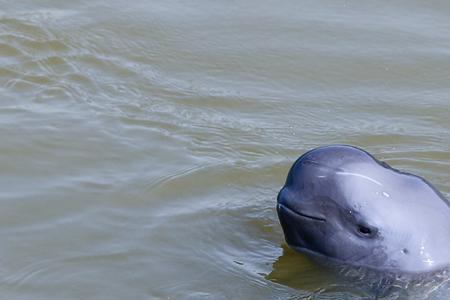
xmin=0 ymin=1 xmax=449 ymax=299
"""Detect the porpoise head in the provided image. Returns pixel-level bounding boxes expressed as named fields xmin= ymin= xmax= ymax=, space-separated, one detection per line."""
xmin=277 ymin=145 xmax=450 ymax=274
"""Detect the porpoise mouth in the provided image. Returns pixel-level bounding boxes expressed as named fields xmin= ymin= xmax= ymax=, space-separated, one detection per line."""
xmin=278 ymin=203 xmax=326 ymax=222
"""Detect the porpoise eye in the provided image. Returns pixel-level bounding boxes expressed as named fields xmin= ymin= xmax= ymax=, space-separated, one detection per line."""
xmin=357 ymin=224 xmax=376 ymax=237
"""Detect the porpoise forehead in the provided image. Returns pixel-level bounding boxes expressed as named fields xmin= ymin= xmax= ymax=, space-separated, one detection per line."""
xmin=298 ymin=145 xmax=447 ymax=210
xmin=300 ymin=145 xmax=374 ymax=169
xmin=287 ymin=145 xmax=375 ymax=188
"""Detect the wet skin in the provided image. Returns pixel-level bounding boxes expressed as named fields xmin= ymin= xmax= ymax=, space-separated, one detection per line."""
xmin=277 ymin=145 xmax=450 ymax=274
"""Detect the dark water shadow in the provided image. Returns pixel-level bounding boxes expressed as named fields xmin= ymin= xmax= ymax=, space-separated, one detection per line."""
xmin=267 ymin=244 xmax=338 ymax=292
xmin=266 ymin=245 xmax=384 ymax=299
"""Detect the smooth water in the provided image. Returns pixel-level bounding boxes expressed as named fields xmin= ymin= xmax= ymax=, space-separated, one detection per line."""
xmin=0 ymin=1 xmax=449 ymax=299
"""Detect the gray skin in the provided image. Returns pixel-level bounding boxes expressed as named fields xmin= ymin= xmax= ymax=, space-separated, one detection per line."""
xmin=277 ymin=145 xmax=450 ymax=274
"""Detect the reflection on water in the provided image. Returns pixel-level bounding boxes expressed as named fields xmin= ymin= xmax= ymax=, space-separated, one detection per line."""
xmin=268 ymin=245 xmax=335 ymax=293
xmin=0 ymin=0 xmax=450 ymax=299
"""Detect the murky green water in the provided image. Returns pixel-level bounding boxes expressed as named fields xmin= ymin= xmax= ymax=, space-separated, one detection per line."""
xmin=0 ymin=1 xmax=449 ymax=299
